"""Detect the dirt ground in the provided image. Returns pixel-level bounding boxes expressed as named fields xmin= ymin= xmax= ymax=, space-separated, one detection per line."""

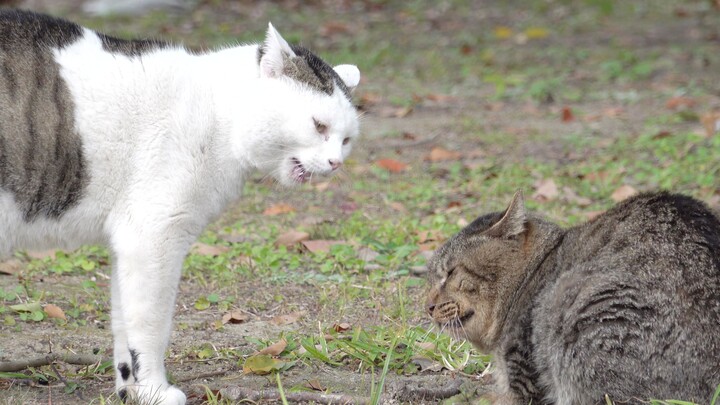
xmin=1 ymin=0 xmax=719 ymax=404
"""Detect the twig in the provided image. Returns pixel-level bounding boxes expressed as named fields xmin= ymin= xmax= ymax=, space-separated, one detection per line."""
xmin=0 ymin=353 xmax=106 ymax=372
xmin=48 ymin=358 xmax=84 ymax=402
xmin=221 ymin=386 xmax=370 ymax=405
xmin=399 ymin=377 xmax=464 ymax=400
xmin=176 ymin=369 xmax=230 ymax=383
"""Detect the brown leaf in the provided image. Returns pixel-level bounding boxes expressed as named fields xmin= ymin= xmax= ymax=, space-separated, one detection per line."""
xmin=611 ymin=185 xmax=638 ymax=203
xmin=221 ymin=310 xmax=250 ymax=324
xmin=43 ymin=304 xmax=66 ymax=320
xmin=301 ymin=240 xmax=347 ymax=253
xmin=585 ymin=210 xmax=606 ymax=221
xmin=271 ymin=311 xmax=305 ymax=326
xmin=26 ymin=250 xmax=58 ymax=260
xmin=358 ymin=92 xmax=382 ymax=108
xmin=377 ymin=106 xmax=413 ymax=118
xmin=263 ymin=203 xmax=296 ymax=216
xmin=389 ymin=201 xmax=407 ymax=212
xmin=417 ymin=230 xmax=444 ymax=244
xmin=401 ymin=132 xmax=418 ymax=141
xmin=426 ymin=147 xmax=462 ymax=162
xmin=562 ymin=187 xmax=592 ymax=207
xmin=425 ymin=93 xmax=454 ymax=103
xmin=583 ymin=171 xmax=609 ymax=182
xmin=305 ymin=379 xmax=325 ymax=391
xmin=533 ymin=179 xmax=559 ymax=201
xmin=561 ymin=106 xmax=574 ymax=122
xmin=320 ymin=21 xmax=350 ymax=36
xmin=376 ymin=158 xmax=408 ymax=173
xmin=192 ymin=243 xmax=230 ymax=257
xmin=0 ymin=259 xmax=22 ymax=276
xmin=258 ymin=338 xmax=287 ymax=356
xmin=701 ymin=111 xmax=720 ymax=138
xmin=652 ymin=130 xmax=672 ymax=140
xmin=276 ymin=230 xmax=310 ymax=247
xmin=333 ymin=322 xmax=352 ymax=332
xmin=666 ymin=96 xmax=695 ymax=110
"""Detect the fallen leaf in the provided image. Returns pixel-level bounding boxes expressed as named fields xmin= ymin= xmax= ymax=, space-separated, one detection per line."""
xmin=376 ymin=158 xmax=408 ymax=173
xmin=377 ymin=106 xmax=412 ymax=118
xmin=301 ymin=240 xmax=347 ymax=253
xmin=561 ymin=106 xmax=574 ymax=122
xmin=358 ymin=92 xmax=382 ymax=108
xmin=401 ymin=132 xmax=418 ymax=141
xmin=26 ymin=250 xmax=58 ymax=260
xmin=701 ymin=111 xmax=720 ymax=138
xmin=562 ymin=187 xmax=592 ymax=207
xmin=258 ymin=339 xmax=287 ymax=356
xmin=356 ymin=247 xmax=379 ymax=262
xmin=192 ymin=243 xmax=229 ymax=256
xmin=652 ymin=130 xmax=673 ymax=140
xmin=417 ymin=230 xmax=444 ymax=244
xmin=263 ymin=203 xmax=296 ymax=216
xmin=426 ymin=147 xmax=462 ymax=162
xmin=460 ymin=43 xmax=473 ymax=55
xmin=494 ymin=26 xmax=513 ymax=39
xmin=415 ymin=342 xmax=436 ymax=351
xmin=446 ymin=201 xmax=462 ymax=209
xmin=320 ymin=21 xmax=350 ymax=36
xmin=533 ymin=179 xmax=559 ymax=201
xmin=340 ymin=201 xmax=358 ymax=214
xmin=425 ymin=93 xmax=454 ymax=103
xmin=43 ymin=304 xmax=66 ymax=320
xmin=221 ymin=310 xmax=249 ymax=324
xmin=9 ymin=302 xmax=42 ymax=313
xmin=666 ymin=96 xmax=695 ymax=110
xmin=389 ymin=201 xmax=407 ymax=212
xmin=585 ymin=210 xmax=606 ymax=221
xmin=333 ymin=322 xmax=352 ymax=332
xmin=524 ymin=27 xmax=549 ymax=39
xmin=276 ymin=230 xmax=310 ymax=247
xmin=242 ymin=354 xmax=285 ymax=375
xmin=271 ymin=311 xmax=305 ymax=326
xmin=611 ymin=185 xmax=638 ymax=203
xmin=0 ymin=259 xmax=22 ymax=275
xmin=583 ymin=171 xmax=609 ymax=182
xmin=305 ymin=379 xmax=325 ymax=391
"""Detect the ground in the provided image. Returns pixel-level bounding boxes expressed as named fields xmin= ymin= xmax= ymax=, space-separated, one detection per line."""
xmin=1 ymin=0 xmax=719 ymax=404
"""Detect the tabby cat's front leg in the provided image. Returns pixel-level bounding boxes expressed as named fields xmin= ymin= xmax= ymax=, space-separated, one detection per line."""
xmin=110 ymin=226 xmax=191 ymax=405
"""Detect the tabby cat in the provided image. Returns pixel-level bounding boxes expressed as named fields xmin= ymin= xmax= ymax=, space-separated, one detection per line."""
xmin=0 ymin=9 xmax=360 ymax=404
xmin=427 ymin=191 xmax=720 ymax=404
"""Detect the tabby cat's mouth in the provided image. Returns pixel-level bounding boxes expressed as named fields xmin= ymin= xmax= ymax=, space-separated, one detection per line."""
xmin=290 ymin=158 xmax=310 ymax=183
xmin=457 ymin=310 xmax=475 ymax=325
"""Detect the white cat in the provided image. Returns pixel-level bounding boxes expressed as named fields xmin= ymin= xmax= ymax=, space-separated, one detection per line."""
xmin=0 ymin=10 xmax=360 ymax=404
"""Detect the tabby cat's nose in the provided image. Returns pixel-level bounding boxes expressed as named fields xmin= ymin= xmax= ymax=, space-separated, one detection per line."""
xmin=426 ymin=303 xmax=436 ymax=315
xmin=329 ymin=159 xmax=342 ymax=171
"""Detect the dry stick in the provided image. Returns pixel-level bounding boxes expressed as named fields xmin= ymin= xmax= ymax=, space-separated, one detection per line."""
xmin=176 ymin=369 xmax=230 ymax=383
xmin=222 ymin=386 xmax=369 ymax=405
xmin=0 ymin=354 xmax=107 ymax=372
xmin=48 ymin=358 xmax=84 ymax=402
xmin=401 ymin=377 xmax=464 ymax=400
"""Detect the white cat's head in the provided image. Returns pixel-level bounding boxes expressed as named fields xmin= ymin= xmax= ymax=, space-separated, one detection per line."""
xmin=254 ymin=23 xmax=361 ymax=186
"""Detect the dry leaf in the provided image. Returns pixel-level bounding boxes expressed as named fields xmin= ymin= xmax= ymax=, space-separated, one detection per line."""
xmin=263 ymin=203 xmax=296 ymax=216
xmin=426 ymin=147 xmax=462 ymax=162
xmin=221 ymin=310 xmax=249 ymax=324
xmin=494 ymin=26 xmax=513 ymax=39
xmin=562 ymin=187 xmax=592 ymax=207
xmin=192 ymin=243 xmax=229 ymax=256
xmin=666 ymin=96 xmax=695 ymax=110
xmin=276 ymin=230 xmax=310 ymax=247
xmin=333 ymin=322 xmax=352 ymax=332
xmin=305 ymin=379 xmax=325 ymax=391
xmin=524 ymin=27 xmax=549 ymax=39
xmin=415 ymin=342 xmax=436 ymax=351
xmin=425 ymin=93 xmax=454 ymax=103
xmin=0 ymin=259 xmax=22 ymax=276
xmin=701 ymin=111 xmax=720 ymax=138
xmin=585 ymin=210 xmax=606 ymax=221
xmin=377 ymin=106 xmax=412 ymax=118
xmin=258 ymin=338 xmax=287 ymax=356
xmin=301 ymin=240 xmax=347 ymax=253
xmin=389 ymin=201 xmax=407 ymax=212
xmin=26 ymin=250 xmax=58 ymax=260
xmin=611 ymin=185 xmax=638 ymax=203
xmin=417 ymin=230 xmax=444 ymax=244
xmin=533 ymin=179 xmax=559 ymax=201
xmin=561 ymin=106 xmax=574 ymax=122
xmin=376 ymin=158 xmax=408 ymax=173
xmin=43 ymin=304 xmax=66 ymax=320
xmin=358 ymin=92 xmax=382 ymax=108
xmin=271 ymin=311 xmax=305 ymax=326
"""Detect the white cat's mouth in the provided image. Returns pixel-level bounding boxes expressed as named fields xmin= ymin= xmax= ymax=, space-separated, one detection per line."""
xmin=290 ymin=158 xmax=310 ymax=183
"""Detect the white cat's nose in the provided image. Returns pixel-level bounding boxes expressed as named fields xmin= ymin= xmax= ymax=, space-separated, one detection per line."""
xmin=329 ymin=159 xmax=342 ymax=171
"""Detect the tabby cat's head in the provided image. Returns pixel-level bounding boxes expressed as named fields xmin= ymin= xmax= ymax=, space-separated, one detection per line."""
xmin=254 ymin=23 xmax=360 ymax=186
xmin=426 ymin=191 xmax=555 ymax=352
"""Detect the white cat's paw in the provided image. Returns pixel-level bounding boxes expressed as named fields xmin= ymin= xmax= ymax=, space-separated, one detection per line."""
xmin=119 ymin=383 xmax=186 ymax=405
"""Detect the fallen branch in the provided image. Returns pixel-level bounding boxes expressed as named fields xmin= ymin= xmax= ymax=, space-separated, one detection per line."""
xmin=176 ymin=369 xmax=229 ymax=383
xmin=221 ymin=386 xmax=369 ymax=405
xmin=0 ymin=353 xmax=106 ymax=372
xmin=399 ymin=377 xmax=464 ymax=400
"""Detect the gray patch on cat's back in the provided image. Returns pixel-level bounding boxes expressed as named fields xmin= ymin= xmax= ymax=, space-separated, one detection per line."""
xmin=258 ymin=43 xmax=351 ymax=100
xmin=0 ymin=10 xmax=88 ymax=220
xmin=98 ymin=33 xmax=169 ymax=57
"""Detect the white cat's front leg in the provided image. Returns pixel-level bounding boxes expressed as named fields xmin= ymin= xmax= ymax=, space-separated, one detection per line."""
xmin=111 ymin=227 xmax=190 ymax=405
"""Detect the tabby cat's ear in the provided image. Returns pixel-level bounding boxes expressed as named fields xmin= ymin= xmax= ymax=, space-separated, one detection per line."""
xmin=259 ymin=22 xmax=296 ymax=79
xmin=485 ymin=190 xmax=527 ymax=238
xmin=333 ymin=64 xmax=360 ymax=92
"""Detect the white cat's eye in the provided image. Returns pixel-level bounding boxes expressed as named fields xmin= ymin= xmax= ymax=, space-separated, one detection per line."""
xmin=343 ymin=137 xmax=350 ymax=145
xmin=313 ymin=118 xmax=328 ymax=135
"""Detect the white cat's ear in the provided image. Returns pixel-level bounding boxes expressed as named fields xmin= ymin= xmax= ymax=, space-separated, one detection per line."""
xmin=333 ymin=64 xmax=360 ymax=92
xmin=486 ymin=190 xmax=527 ymax=238
xmin=260 ymin=22 xmax=296 ymax=78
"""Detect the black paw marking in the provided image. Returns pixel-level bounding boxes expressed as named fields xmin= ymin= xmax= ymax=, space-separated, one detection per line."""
xmin=118 ymin=362 xmax=130 ymax=381
xmin=118 ymin=388 xmax=128 ymax=403
xmin=129 ymin=348 xmax=140 ymax=381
